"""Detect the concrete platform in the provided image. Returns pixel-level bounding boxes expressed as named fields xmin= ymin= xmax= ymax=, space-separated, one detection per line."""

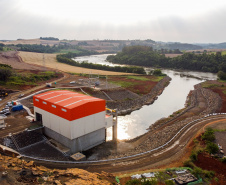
xmin=49 ymin=139 xmax=70 ymax=154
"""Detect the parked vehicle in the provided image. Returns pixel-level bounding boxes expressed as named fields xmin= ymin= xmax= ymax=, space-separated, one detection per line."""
xmin=12 ymin=105 xmax=23 ymax=112
xmin=7 ymin=102 xmax=12 ymax=107
xmin=18 ymin=94 xmax=24 ymax=98
xmin=4 ymin=109 xmax=9 ymax=112
xmin=4 ymin=111 xmax=11 ymax=116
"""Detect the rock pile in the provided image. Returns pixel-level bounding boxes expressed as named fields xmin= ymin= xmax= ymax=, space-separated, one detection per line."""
xmin=107 ymin=76 xmax=171 ymax=115
xmin=0 ymin=153 xmax=114 ymax=185
xmin=12 ymin=131 xmax=45 ymax=149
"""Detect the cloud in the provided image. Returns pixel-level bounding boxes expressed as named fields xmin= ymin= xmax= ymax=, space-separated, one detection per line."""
xmin=1 ymin=0 xmax=226 ymax=43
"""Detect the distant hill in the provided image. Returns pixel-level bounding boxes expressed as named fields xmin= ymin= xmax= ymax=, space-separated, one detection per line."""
xmin=167 ymin=43 xmax=202 ymax=50
xmin=2 ymin=38 xmax=226 ymax=52
xmin=196 ymin=42 xmax=226 ymax=49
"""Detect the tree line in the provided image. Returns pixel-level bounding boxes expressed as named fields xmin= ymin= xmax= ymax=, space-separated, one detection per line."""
xmin=0 ymin=64 xmax=13 ymax=81
xmin=107 ymin=45 xmax=226 ymax=73
xmin=16 ymin=44 xmax=60 ymax=53
xmin=56 ymin=53 xmax=146 ymax=74
xmin=8 ymin=43 xmax=99 ymax=54
xmin=0 ymin=43 xmax=5 ymax=51
xmin=40 ymin=37 xmax=59 ymax=41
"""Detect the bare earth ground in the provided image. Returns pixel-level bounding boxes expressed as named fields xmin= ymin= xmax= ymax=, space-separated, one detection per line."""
xmin=18 ymin=51 xmax=130 ymax=75
xmin=0 ymin=51 xmax=46 ymax=71
xmin=194 ymin=153 xmax=226 ymax=185
xmin=0 ymin=154 xmax=115 ymax=185
xmin=215 ymin=131 xmax=226 ymax=154
xmin=164 ymin=53 xmax=183 ymax=58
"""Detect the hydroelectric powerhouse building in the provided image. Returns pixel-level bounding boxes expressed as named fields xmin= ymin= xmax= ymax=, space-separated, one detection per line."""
xmin=33 ymin=90 xmax=114 ymax=154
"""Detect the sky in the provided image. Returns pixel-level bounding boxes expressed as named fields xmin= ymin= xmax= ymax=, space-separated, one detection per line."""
xmin=1 ymin=0 xmax=226 ymax=43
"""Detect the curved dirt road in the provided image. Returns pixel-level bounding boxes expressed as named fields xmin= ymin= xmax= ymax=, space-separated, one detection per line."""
xmin=23 ymin=115 xmax=226 ymax=173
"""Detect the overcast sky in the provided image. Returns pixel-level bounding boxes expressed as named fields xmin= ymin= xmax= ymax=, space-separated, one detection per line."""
xmin=1 ymin=0 xmax=226 ymax=43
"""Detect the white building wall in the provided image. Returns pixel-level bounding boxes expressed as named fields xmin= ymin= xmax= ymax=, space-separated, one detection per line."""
xmin=105 ymin=115 xmax=113 ymax=128
xmin=34 ymin=107 xmax=105 ymax=140
xmin=70 ymin=111 xmax=105 ymax=139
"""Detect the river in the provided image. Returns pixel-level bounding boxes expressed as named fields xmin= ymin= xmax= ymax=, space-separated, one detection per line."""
xmin=74 ymin=54 xmax=118 ymax=67
xmin=74 ymin=55 xmax=217 ymax=140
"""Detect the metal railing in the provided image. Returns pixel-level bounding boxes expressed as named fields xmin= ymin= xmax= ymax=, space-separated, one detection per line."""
xmin=20 ymin=113 xmax=226 ymax=164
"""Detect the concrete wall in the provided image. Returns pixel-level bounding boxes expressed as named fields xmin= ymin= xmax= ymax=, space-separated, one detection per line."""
xmin=34 ymin=107 xmax=105 ymax=140
xmin=105 ymin=115 xmax=113 ymax=128
xmin=44 ymin=127 xmax=106 ymax=154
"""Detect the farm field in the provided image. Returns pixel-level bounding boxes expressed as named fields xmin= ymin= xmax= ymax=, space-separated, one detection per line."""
xmin=18 ymin=51 xmax=130 ymax=75
xmin=0 ymin=38 xmax=61 ymax=46
xmin=164 ymin=53 xmax=183 ymax=58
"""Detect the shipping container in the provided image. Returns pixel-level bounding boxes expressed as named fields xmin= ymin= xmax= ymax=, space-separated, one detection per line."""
xmin=12 ymin=104 xmax=23 ymax=112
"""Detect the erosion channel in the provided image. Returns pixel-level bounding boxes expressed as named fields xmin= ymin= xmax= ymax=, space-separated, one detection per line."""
xmin=74 ymin=54 xmax=217 ymax=141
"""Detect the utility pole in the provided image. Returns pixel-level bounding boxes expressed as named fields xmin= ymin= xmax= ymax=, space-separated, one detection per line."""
xmin=106 ymin=75 xmax=108 ymax=89
xmin=43 ymin=54 xmax=45 ymax=69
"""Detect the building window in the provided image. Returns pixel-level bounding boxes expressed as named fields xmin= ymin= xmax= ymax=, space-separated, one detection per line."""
xmin=62 ymin=108 xmax=67 ymax=112
xmin=35 ymin=99 xmax=39 ymax=102
xmin=52 ymin=105 xmax=56 ymax=108
xmin=43 ymin=101 xmax=47 ymax=104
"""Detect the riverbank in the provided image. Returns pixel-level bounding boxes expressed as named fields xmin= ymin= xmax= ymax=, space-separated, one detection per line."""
xmin=106 ymin=76 xmax=171 ymax=115
xmin=85 ymin=83 xmax=222 ymax=160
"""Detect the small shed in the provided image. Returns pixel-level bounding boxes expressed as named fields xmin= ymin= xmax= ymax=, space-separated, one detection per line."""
xmin=0 ymin=115 xmax=7 ymax=129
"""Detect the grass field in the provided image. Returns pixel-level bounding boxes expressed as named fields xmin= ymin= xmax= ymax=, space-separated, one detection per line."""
xmin=18 ymin=51 xmax=130 ymax=75
xmin=126 ymin=76 xmax=150 ymax=81
xmin=222 ymin=51 xmax=226 ymax=55
xmin=209 ymin=51 xmax=226 ymax=55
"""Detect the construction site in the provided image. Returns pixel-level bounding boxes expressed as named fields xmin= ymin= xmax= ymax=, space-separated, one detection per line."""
xmin=1 ymin=50 xmax=226 ymax=184
xmin=0 ymin=74 xmax=123 ymax=161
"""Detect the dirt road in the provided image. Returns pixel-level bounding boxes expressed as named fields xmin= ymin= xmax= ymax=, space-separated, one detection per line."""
xmin=22 ymin=115 xmax=226 ymax=174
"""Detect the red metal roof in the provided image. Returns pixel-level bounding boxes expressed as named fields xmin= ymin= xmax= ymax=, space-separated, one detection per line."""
xmin=33 ymin=90 xmax=105 ymax=121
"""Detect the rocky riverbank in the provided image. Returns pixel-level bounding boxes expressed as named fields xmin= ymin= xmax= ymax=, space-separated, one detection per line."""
xmin=87 ymin=84 xmax=222 ymax=160
xmin=106 ymin=76 xmax=171 ymax=115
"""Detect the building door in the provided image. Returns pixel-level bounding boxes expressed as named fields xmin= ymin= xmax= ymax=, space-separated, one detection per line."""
xmin=36 ymin=112 xmax=43 ymax=125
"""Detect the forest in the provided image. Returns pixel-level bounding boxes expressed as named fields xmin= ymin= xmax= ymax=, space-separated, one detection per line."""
xmin=107 ymin=45 xmax=226 ymax=73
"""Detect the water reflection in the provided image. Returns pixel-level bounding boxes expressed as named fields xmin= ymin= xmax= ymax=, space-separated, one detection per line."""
xmin=73 ymin=54 xmax=118 ymax=67
xmin=107 ymin=69 xmax=217 ymax=140
xmin=75 ymin=54 xmax=217 ymax=140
